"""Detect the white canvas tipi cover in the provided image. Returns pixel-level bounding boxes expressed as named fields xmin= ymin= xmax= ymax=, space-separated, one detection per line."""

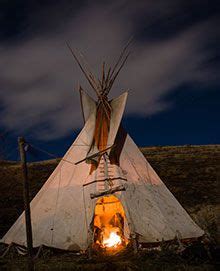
xmin=1 ymin=91 xmax=204 ymax=251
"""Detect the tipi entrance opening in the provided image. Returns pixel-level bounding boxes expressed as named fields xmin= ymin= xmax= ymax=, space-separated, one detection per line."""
xmin=92 ymin=195 xmax=128 ymax=251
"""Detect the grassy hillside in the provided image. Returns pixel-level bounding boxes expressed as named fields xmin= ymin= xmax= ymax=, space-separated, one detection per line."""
xmin=0 ymin=145 xmax=219 ymax=270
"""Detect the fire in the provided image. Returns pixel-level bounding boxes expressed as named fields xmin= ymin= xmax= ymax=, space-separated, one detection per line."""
xmin=93 ymin=195 xmax=128 ymax=251
xmin=103 ymin=231 xmax=122 ymax=248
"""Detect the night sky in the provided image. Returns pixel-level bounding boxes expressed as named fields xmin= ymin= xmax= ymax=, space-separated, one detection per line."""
xmin=0 ymin=0 xmax=219 ymax=161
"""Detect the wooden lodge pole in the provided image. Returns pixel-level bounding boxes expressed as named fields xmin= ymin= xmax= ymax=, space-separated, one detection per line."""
xmin=18 ymin=137 xmax=34 ymax=270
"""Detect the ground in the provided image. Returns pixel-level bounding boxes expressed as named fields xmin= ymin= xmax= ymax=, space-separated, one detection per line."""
xmin=0 ymin=145 xmax=219 ymax=270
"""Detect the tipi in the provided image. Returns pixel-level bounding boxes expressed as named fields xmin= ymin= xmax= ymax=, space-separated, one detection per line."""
xmin=1 ymin=46 xmax=204 ymax=252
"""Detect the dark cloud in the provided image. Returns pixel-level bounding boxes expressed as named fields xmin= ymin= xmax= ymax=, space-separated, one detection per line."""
xmin=0 ymin=0 xmax=219 ymax=140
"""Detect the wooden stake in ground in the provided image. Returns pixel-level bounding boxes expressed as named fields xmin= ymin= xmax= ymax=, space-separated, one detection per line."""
xmin=18 ymin=137 xmax=34 ymax=270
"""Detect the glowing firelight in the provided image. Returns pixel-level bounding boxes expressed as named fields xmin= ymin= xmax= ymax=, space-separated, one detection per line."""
xmin=103 ymin=231 xmax=122 ymax=248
